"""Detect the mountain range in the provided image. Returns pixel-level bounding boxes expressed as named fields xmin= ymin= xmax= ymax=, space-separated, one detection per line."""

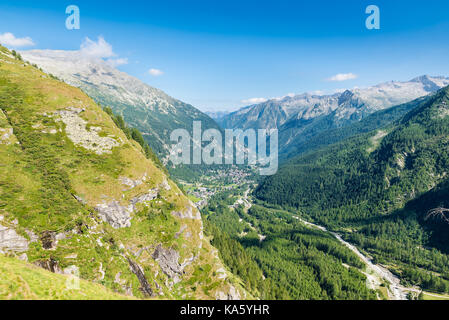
xmin=7 ymin=42 xmax=449 ymax=300
xmin=219 ymin=76 xmax=449 ymax=160
xmin=20 ymin=50 xmax=220 ymax=163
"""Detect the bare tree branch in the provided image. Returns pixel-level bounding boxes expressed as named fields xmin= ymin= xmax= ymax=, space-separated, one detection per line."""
xmin=425 ymin=207 xmax=449 ymax=223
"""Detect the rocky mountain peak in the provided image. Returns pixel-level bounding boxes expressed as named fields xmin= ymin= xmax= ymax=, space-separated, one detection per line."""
xmin=20 ymin=49 xmax=220 ymax=162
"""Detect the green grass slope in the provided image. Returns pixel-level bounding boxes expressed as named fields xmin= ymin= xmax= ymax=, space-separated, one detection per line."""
xmin=0 ymin=45 xmax=245 ymax=300
xmin=0 ymin=254 xmax=130 ymax=300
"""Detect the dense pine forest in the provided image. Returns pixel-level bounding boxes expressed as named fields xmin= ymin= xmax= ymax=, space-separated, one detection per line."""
xmin=203 ymin=189 xmax=377 ymax=300
xmin=255 ymin=86 xmax=449 ymax=293
xmin=280 ymin=95 xmax=431 ymax=160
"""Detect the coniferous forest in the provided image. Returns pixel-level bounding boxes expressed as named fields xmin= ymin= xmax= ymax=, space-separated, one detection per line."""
xmin=255 ymin=87 xmax=449 ymax=293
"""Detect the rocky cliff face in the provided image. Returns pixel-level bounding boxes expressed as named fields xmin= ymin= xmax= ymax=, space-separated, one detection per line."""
xmin=0 ymin=45 xmax=244 ymax=300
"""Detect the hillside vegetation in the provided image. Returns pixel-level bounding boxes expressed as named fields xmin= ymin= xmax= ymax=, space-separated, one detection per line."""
xmin=203 ymin=189 xmax=377 ymax=300
xmin=0 ymin=254 xmax=130 ymax=300
xmin=256 ymin=86 xmax=449 ymax=293
xmin=0 ymin=45 xmax=243 ymax=300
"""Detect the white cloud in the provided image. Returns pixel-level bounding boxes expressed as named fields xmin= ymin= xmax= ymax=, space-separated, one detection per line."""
xmin=106 ymin=58 xmax=128 ymax=67
xmin=0 ymin=32 xmax=35 ymax=47
xmin=80 ymin=36 xmax=114 ymax=58
xmin=327 ymin=73 xmax=358 ymax=82
xmin=272 ymin=93 xmax=296 ymax=101
xmin=241 ymin=97 xmax=268 ymax=105
xmin=149 ymin=68 xmax=164 ymax=76
xmin=79 ymin=36 xmax=129 ymax=69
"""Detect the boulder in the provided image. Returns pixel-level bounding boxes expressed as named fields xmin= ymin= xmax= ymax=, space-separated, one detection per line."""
xmin=152 ymin=244 xmax=183 ymax=283
xmin=95 ymin=201 xmax=133 ymax=229
xmin=0 ymin=225 xmax=29 ymax=253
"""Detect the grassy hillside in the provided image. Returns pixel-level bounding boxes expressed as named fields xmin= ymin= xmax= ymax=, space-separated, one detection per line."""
xmin=0 ymin=254 xmax=130 ymax=300
xmin=19 ymin=50 xmax=222 ymax=182
xmin=256 ymin=86 xmax=449 ymax=293
xmin=0 ymin=45 xmax=244 ymax=300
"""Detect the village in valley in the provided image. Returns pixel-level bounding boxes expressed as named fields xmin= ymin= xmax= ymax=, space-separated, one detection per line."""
xmin=179 ymin=167 xmax=254 ymax=208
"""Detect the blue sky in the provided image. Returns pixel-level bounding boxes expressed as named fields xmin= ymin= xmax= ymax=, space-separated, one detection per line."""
xmin=1 ymin=0 xmax=449 ymax=111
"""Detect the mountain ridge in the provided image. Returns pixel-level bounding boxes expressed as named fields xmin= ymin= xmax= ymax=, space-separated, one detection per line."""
xmin=219 ymin=75 xmax=449 ymax=160
xmin=20 ymin=49 xmax=221 ymax=162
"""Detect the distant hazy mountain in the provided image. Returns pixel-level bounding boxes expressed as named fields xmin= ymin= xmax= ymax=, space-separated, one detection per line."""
xmin=20 ymin=50 xmax=220 ymax=161
xmin=205 ymin=110 xmax=230 ymax=120
xmin=219 ymin=76 xmax=449 ymax=159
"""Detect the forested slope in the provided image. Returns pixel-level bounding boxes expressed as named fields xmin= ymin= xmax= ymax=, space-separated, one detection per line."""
xmin=256 ymin=86 xmax=449 ymax=293
xmin=203 ymin=189 xmax=377 ymax=300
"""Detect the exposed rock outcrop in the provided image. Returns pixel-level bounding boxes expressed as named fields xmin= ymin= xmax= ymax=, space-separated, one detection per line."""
xmin=95 ymin=188 xmax=160 ymax=229
xmin=120 ymin=174 xmax=147 ymax=191
xmin=216 ymin=267 xmax=227 ymax=280
xmin=55 ymin=107 xmax=120 ymax=155
xmin=114 ymin=272 xmax=133 ymax=296
xmin=171 ymin=204 xmax=201 ymax=220
xmin=40 ymin=231 xmax=56 ymax=250
xmin=152 ymin=244 xmax=183 ymax=283
xmin=34 ymin=258 xmax=63 ymax=274
xmin=160 ymin=179 xmax=171 ymax=191
xmin=25 ymin=230 xmax=39 ymax=243
xmin=0 ymin=224 xmax=29 ymax=253
xmin=0 ymin=128 xmax=13 ymax=145
xmin=127 ymin=257 xmax=153 ymax=297
xmin=130 ymin=189 xmax=159 ymax=207
xmin=180 ymin=254 xmax=197 ymax=270
xmin=95 ymin=201 xmax=133 ymax=229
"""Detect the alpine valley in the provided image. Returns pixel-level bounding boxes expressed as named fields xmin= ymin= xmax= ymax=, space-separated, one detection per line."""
xmin=3 ymin=42 xmax=449 ymax=301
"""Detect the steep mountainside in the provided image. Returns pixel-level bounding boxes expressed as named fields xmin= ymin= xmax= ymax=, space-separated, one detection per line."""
xmin=0 ymin=46 xmax=244 ymax=300
xmin=19 ymin=50 xmax=220 ymax=161
xmin=219 ymin=76 xmax=449 ymax=159
xmin=256 ymin=85 xmax=449 ymax=293
xmin=280 ymin=95 xmax=432 ymax=159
